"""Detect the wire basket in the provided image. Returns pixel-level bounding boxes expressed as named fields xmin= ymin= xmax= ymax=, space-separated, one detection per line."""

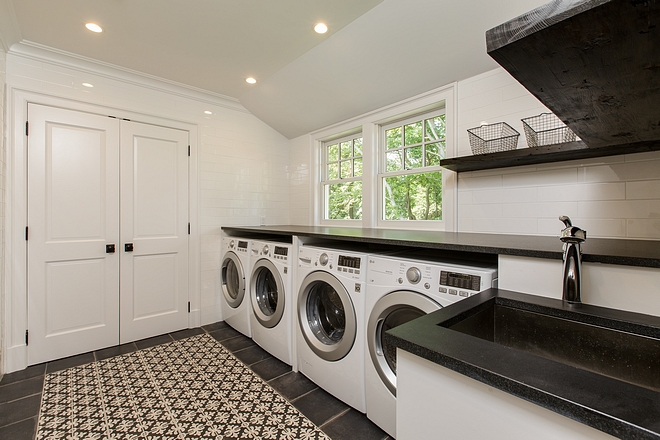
xmin=521 ymin=113 xmax=577 ymax=147
xmin=467 ymin=122 xmax=520 ymax=155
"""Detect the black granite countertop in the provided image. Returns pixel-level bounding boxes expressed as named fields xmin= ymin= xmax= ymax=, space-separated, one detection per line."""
xmin=222 ymin=225 xmax=660 ymax=268
xmin=385 ymin=288 xmax=660 ymax=440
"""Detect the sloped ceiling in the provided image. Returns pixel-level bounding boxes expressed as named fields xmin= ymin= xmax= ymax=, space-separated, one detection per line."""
xmin=4 ymin=0 xmax=549 ymax=139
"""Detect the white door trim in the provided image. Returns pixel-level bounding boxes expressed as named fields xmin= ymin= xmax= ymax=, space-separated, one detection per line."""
xmin=4 ymin=88 xmax=200 ymax=373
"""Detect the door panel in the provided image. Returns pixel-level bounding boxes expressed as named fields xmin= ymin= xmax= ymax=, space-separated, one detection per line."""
xmin=132 ymin=253 xmax=178 ymax=319
xmin=120 ymin=121 xmax=189 ymax=343
xmin=45 ymin=258 xmax=107 ymax=335
xmin=28 ymin=104 xmax=120 ymax=365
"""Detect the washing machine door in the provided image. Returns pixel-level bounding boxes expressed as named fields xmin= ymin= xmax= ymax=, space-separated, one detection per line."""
xmin=368 ymin=291 xmax=440 ymax=395
xmin=298 ymin=271 xmax=357 ymax=362
xmin=250 ymin=259 xmax=285 ymax=328
xmin=221 ymin=251 xmax=245 ymax=308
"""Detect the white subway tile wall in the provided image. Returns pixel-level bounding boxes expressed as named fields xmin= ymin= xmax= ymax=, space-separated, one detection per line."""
xmin=6 ymin=53 xmax=291 ymax=326
xmin=457 ymin=68 xmax=660 ymax=239
xmin=0 ymin=48 xmax=6 ymax=374
xmin=289 ymin=135 xmax=311 ymax=225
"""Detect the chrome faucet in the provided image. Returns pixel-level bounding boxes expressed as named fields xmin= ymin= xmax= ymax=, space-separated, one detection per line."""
xmin=559 ymin=216 xmax=586 ymax=304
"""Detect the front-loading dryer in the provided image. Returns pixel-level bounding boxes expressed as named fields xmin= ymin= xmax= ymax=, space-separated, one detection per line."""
xmin=296 ymin=245 xmax=368 ymax=413
xmin=249 ymin=240 xmax=293 ymax=365
xmin=366 ymin=254 xmax=497 ymax=437
xmin=220 ymin=236 xmax=252 ymax=337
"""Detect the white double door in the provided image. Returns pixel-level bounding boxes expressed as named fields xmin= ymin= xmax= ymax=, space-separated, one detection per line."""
xmin=27 ymin=104 xmax=189 ymax=365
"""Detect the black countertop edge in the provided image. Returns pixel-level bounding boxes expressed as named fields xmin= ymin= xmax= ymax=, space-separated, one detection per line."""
xmin=385 ymin=288 xmax=660 ymax=440
xmin=221 ymin=225 xmax=660 ymax=269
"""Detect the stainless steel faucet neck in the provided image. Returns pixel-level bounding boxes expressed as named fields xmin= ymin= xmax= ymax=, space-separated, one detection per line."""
xmin=559 ymin=216 xmax=586 ymax=304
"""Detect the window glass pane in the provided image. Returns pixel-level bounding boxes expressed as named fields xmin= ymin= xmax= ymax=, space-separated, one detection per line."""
xmin=353 ymin=158 xmax=363 ymax=177
xmin=386 ymin=127 xmax=402 ymax=150
xmin=404 ymin=146 xmax=423 ymax=169
xmin=340 ymin=160 xmax=352 ymax=178
xmin=387 ymin=151 xmax=403 ymax=172
xmin=425 ymin=142 xmax=445 ymax=166
xmin=353 ymin=138 xmax=363 ymax=157
xmin=404 ymin=121 xmax=423 ymax=145
xmin=328 ymin=144 xmax=339 ymax=162
xmin=424 ymin=115 xmax=446 ymax=142
xmin=327 ymin=163 xmax=338 ymax=180
xmin=340 ymin=141 xmax=351 ymax=159
xmin=327 ymin=181 xmax=363 ymax=220
xmin=383 ymin=171 xmax=442 ymax=221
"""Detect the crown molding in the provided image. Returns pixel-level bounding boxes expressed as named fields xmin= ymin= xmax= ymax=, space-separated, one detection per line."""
xmin=0 ymin=0 xmax=21 ymax=52
xmin=9 ymin=41 xmax=249 ymax=113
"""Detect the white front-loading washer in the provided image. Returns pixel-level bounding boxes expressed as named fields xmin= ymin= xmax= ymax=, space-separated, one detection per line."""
xmin=220 ymin=236 xmax=252 ymax=337
xmin=249 ymin=240 xmax=293 ymax=365
xmin=296 ymin=245 xmax=368 ymax=413
xmin=365 ymin=254 xmax=498 ymax=437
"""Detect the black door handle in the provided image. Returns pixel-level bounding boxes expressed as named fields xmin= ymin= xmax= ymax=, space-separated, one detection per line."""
xmin=106 ymin=244 xmax=115 ymax=253
xmin=125 ymin=243 xmax=134 ymax=252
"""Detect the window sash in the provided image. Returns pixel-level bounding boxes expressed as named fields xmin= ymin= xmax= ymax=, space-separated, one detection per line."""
xmin=378 ymin=111 xmax=446 ymax=224
xmin=322 ymin=133 xmax=364 ymax=221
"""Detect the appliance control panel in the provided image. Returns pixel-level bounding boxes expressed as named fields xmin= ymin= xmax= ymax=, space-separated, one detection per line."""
xmin=273 ymin=246 xmax=289 ymax=262
xmin=229 ymin=239 xmax=249 ymax=254
xmin=298 ymin=247 xmax=366 ymax=281
xmin=368 ymin=256 xmax=497 ymax=304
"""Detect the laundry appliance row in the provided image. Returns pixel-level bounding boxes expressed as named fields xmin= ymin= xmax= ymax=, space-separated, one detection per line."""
xmin=221 ymin=237 xmax=497 ymax=438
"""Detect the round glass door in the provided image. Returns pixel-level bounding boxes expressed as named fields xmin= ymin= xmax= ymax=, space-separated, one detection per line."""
xmin=368 ymin=291 xmax=440 ymax=395
xmin=250 ymin=259 xmax=285 ymax=328
xmin=298 ymin=271 xmax=356 ymax=361
xmin=221 ymin=252 xmax=245 ymax=308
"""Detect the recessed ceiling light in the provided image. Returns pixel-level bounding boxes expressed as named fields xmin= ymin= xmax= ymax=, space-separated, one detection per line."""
xmin=82 ymin=82 xmax=94 ymax=88
xmin=246 ymin=77 xmax=257 ymax=84
xmin=85 ymin=23 xmax=103 ymax=33
xmin=204 ymin=110 xmax=213 ymax=115
xmin=314 ymin=23 xmax=328 ymax=34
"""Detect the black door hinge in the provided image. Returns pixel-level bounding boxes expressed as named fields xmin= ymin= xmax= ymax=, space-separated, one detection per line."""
xmin=188 ymin=145 xmax=191 ymax=157
xmin=25 ymin=330 xmax=29 ymax=345
xmin=25 ymin=226 xmax=28 ymax=241
xmin=25 ymin=121 xmax=29 ymax=136
xmin=188 ymin=302 xmax=191 ymax=313
xmin=188 ymin=222 xmax=190 ymax=234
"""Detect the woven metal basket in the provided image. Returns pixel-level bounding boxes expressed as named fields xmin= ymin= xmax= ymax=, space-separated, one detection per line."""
xmin=467 ymin=122 xmax=519 ymax=155
xmin=521 ymin=113 xmax=577 ymax=147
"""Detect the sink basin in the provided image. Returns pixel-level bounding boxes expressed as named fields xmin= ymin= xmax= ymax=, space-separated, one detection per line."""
xmin=441 ymin=297 xmax=660 ymax=392
xmin=386 ymin=288 xmax=660 ymax=439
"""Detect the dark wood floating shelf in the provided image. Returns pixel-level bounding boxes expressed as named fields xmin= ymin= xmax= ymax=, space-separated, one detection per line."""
xmin=440 ymin=140 xmax=660 ymax=173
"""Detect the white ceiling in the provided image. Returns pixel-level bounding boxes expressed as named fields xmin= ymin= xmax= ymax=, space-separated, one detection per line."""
xmin=3 ymin=0 xmax=549 ymax=139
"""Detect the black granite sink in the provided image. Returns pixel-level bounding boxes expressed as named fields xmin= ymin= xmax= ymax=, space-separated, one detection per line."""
xmin=385 ymin=289 xmax=660 ymax=439
xmin=442 ymin=297 xmax=660 ymax=392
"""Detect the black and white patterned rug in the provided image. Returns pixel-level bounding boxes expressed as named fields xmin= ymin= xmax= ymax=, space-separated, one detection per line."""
xmin=36 ymin=334 xmax=329 ymax=439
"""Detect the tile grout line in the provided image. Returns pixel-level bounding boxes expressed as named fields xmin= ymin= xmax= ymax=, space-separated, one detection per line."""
xmin=318 ymin=407 xmax=352 ymax=429
xmin=288 ymin=385 xmax=321 ymax=404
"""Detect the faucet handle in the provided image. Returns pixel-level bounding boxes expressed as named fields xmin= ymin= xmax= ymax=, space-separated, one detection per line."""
xmin=559 ymin=215 xmax=572 ymax=228
xmin=559 ymin=216 xmax=586 ymax=242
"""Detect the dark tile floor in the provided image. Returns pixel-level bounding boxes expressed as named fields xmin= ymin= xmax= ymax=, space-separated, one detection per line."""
xmin=0 ymin=322 xmax=392 ymax=440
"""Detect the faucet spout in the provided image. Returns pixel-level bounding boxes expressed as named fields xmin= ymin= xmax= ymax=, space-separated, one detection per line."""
xmin=562 ymin=242 xmax=582 ymax=303
xmin=559 ymin=216 xmax=586 ymax=304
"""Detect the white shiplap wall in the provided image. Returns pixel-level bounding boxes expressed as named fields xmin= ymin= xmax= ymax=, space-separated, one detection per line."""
xmin=5 ymin=50 xmax=291 ymax=327
xmin=457 ymin=68 xmax=660 ymax=239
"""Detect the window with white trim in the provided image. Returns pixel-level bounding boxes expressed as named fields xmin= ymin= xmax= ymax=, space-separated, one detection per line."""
xmin=322 ymin=134 xmax=363 ymax=220
xmin=380 ymin=112 xmax=446 ymax=223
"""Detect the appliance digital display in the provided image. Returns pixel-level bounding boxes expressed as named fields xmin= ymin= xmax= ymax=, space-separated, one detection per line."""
xmin=274 ymin=246 xmax=288 ymax=256
xmin=238 ymin=241 xmax=248 ymax=249
xmin=338 ymin=255 xmax=361 ymax=269
xmin=440 ymin=271 xmax=481 ymax=291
